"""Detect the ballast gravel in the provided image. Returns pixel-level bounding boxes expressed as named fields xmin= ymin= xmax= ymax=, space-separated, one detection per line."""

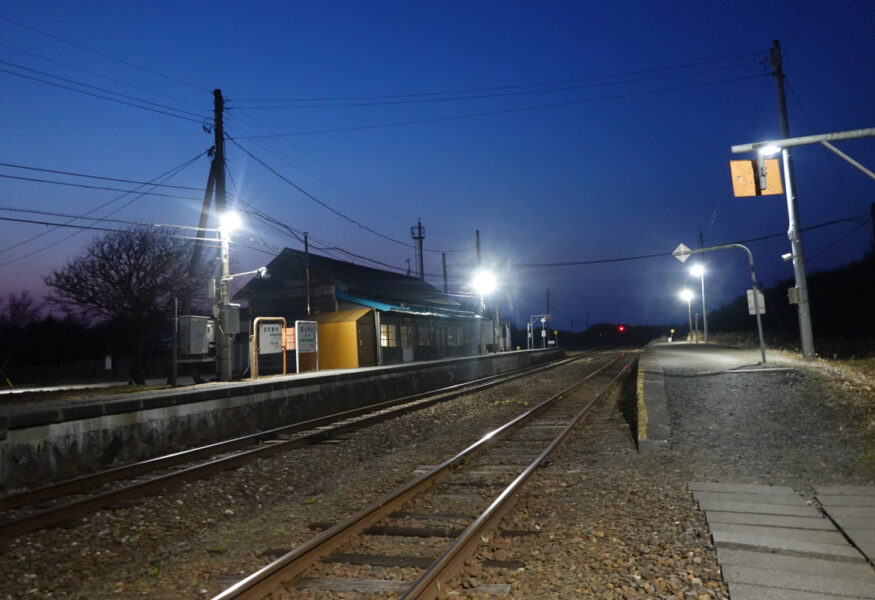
xmin=1 ymin=348 xmax=873 ymax=599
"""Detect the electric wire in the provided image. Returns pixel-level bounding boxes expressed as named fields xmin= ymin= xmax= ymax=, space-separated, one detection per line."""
xmin=0 ymin=60 xmax=208 ymax=120
xmin=0 ymin=150 xmax=208 ymax=266
xmin=0 ymin=41 xmax=208 ymax=111
xmin=0 ymin=206 xmax=220 ymax=233
xmin=0 ymin=67 xmax=208 ymax=124
xmin=0 ymin=16 xmax=208 ymax=93
xmin=508 ymin=212 xmax=870 ymax=269
xmin=0 ymin=215 xmax=221 ymax=245
xmin=228 ymin=135 xmax=424 ymax=250
xmin=0 ymin=173 xmax=204 ymax=200
xmin=233 ymin=62 xmax=765 ymax=109
xmin=0 ymin=162 xmax=206 ymax=191
xmin=226 ymin=111 xmax=458 ymax=240
xmin=231 ymin=73 xmax=771 ymax=140
xmin=232 ymin=50 xmax=768 ymax=102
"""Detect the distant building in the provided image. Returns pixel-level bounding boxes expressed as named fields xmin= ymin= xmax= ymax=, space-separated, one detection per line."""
xmin=235 ymin=248 xmax=485 ymax=368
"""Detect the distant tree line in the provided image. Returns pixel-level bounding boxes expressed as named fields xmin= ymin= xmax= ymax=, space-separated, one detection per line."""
xmin=1 ymin=227 xmax=211 ymax=385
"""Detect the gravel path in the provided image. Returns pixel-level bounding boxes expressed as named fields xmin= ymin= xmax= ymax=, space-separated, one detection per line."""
xmin=1 ymin=348 xmax=872 ymax=599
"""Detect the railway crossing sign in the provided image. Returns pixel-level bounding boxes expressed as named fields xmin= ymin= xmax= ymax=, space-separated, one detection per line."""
xmin=673 ymin=243 xmax=692 ymax=263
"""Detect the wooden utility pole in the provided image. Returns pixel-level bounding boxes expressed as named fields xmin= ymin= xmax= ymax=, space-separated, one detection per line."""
xmin=441 ymin=252 xmax=448 ymax=294
xmin=212 ymin=89 xmax=233 ymax=381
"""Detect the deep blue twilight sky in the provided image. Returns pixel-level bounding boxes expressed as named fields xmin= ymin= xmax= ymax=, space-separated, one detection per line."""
xmin=1 ymin=1 xmax=873 ymax=331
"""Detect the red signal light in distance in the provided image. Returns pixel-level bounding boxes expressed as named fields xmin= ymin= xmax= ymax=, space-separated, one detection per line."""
xmin=618 ymin=325 xmax=626 ymax=332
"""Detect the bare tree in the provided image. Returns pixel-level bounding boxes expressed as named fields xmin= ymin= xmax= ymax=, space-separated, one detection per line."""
xmin=45 ymin=227 xmax=209 ymax=383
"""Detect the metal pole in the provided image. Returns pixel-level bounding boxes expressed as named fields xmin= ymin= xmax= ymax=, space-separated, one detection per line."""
xmin=781 ymin=147 xmax=815 ymax=359
xmin=304 ymin=232 xmax=311 ymax=317
xmin=686 ymin=299 xmax=692 ymax=342
xmin=771 ymin=40 xmax=815 ymax=360
xmin=744 ymin=248 xmax=768 ymax=364
xmin=170 ymin=297 xmax=178 ymax=387
xmin=677 ymin=243 xmax=767 ymax=363
xmin=218 ymin=228 xmax=232 ymax=380
xmin=699 ymin=270 xmax=709 ymax=343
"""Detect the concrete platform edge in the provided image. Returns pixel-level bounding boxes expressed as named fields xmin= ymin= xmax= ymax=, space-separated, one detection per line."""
xmin=636 ymin=344 xmax=669 ymax=454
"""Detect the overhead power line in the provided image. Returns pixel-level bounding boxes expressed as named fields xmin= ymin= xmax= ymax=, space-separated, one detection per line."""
xmin=231 ymin=73 xmax=770 ymax=139
xmin=0 ymin=215 xmax=222 ymax=244
xmin=0 ymin=150 xmax=207 ymax=266
xmin=228 ymin=136 xmax=414 ymax=248
xmin=232 ymin=50 xmax=767 ymax=103
xmin=510 ymin=213 xmax=871 ymax=269
xmin=0 ymin=173 xmax=204 ymax=200
xmin=0 ymin=162 xmax=205 ymax=191
xmin=233 ymin=62 xmax=764 ymax=109
xmin=0 ymin=41 xmax=207 ymax=111
xmin=0 ymin=206 xmax=220 ymax=233
xmin=0 ymin=67 xmax=208 ymax=124
xmin=0 ymin=16 xmax=208 ymax=93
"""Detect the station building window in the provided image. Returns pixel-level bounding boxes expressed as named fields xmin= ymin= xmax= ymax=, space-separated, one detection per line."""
xmin=380 ymin=323 xmax=397 ymax=347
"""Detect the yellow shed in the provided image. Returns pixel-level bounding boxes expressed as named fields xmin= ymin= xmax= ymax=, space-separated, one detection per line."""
xmin=312 ymin=308 xmax=376 ymax=369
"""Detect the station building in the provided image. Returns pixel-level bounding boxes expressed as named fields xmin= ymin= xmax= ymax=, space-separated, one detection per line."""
xmin=234 ymin=248 xmax=487 ymax=369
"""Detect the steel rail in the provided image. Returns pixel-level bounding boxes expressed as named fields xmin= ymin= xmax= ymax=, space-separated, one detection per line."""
xmin=210 ymin=353 xmax=627 ymax=600
xmin=403 ymin=356 xmax=634 ymax=599
xmin=0 ymin=353 xmax=587 ymax=539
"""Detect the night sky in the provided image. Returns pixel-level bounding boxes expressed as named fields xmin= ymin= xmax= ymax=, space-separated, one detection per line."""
xmin=2 ymin=1 xmax=874 ymax=331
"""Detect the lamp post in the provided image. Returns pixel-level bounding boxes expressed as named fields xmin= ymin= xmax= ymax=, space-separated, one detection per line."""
xmin=216 ymin=211 xmax=240 ymax=381
xmin=679 ymin=289 xmax=694 ymax=342
xmin=689 ymin=263 xmax=708 ymax=343
xmin=472 ymin=269 xmax=497 ymax=354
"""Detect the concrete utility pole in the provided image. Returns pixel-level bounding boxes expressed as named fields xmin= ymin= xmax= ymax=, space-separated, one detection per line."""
xmin=771 ymin=40 xmax=815 ymax=360
xmin=410 ymin=219 xmax=425 ymax=279
xmin=304 ymin=232 xmax=311 ymax=316
xmin=213 ymin=89 xmax=233 ymax=381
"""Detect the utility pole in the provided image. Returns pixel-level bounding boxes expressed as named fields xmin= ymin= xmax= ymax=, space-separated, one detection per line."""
xmin=183 ymin=162 xmax=216 ymax=315
xmin=699 ymin=231 xmax=709 ymax=343
xmin=771 ymin=40 xmax=815 ymax=360
xmin=410 ymin=219 xmax=425 ymax=279
xmin=213 ymin=89 xmax=233 ymax=381
xmin=304 ymin=232 xmax=311 ymax=316
xmin=441 ymin=252 xmax=448 ymax=294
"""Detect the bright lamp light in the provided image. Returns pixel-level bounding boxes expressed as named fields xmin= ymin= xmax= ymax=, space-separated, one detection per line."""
xmin=472 ymin=269 xmax=497 ymax=296
xmin=219 ymin=211 xmax=242 ymax=234
xmin=679 ymin=289 xmax=694 ymax=303
xmin=758 ymin=144 xmax=781 ymax=157
xmin=689 ymin=263 xmax=705 ymax=278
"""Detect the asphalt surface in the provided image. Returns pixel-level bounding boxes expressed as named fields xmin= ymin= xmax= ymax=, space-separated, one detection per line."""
xmin=645 ymin=342 xmax=875 ymax=599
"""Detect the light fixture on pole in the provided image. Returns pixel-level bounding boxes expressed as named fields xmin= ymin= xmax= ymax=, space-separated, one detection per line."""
xmin=216 ymin=210 xmax=241 ymax=381
xmin=679 ymin=289 xmax=694 ymax=342
xmin=688 ymin=263 xmax=708 ymax=343
xmin=471 ymin=269 xmax=497 ymax=354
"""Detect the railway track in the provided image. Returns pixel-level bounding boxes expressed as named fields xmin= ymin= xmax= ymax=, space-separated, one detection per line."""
xmin=210 ymin=352 xmax=633 ymax=599
xmin=0 ymin=353 xmax=587 ymax=540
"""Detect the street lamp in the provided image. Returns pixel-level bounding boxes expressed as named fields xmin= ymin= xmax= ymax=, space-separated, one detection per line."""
xmin=472 ymin=269 xmax=498 ymax=353
xmin=216 ymin=210 xmax=241 ymax=381
xmin=689 ymin=263 xmax=708 ymax=343
xmin=679 ymin=289 xmax=694 ymax=342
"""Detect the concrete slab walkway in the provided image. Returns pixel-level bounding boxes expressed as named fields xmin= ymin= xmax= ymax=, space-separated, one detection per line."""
xmin=690 ymin=482 xmax=875 ymax=600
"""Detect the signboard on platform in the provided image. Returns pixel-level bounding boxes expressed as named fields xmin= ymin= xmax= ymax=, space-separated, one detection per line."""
xmin=747 ymin=289 xmax=765 ymax=315
xmin=294 ymin=320 xmax=319 ymax=373
xmin=258 ymin=322 xmax=284 ymax=355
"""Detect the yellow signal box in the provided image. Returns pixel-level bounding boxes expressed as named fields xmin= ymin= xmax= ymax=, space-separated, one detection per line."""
xmin=729 ymin=158 xmax=784 ymax=197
